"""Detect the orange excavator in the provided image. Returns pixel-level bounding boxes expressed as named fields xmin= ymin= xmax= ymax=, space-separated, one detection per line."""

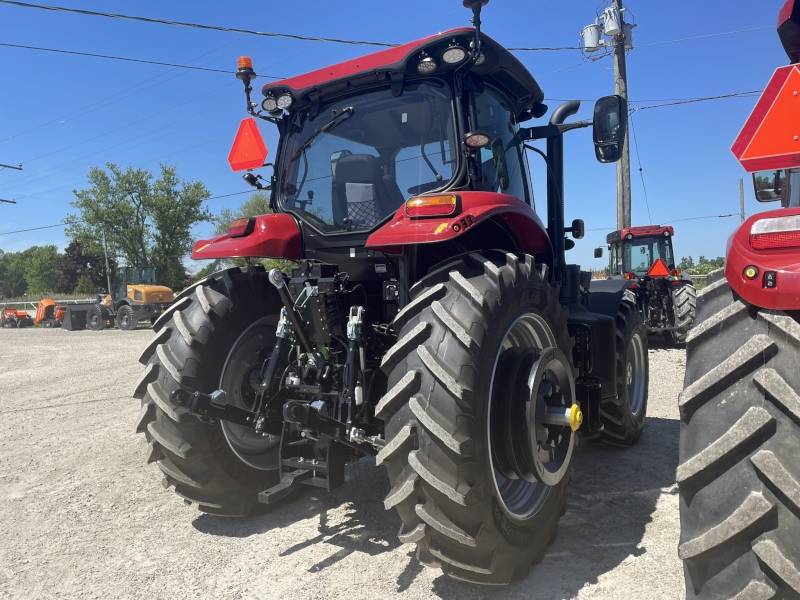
xmin=35 ymin=299 xmax=67 ymax=328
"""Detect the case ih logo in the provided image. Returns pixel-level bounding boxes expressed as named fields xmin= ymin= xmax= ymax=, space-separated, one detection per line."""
xmin=732 ymin=64 xmax=800 ymax=172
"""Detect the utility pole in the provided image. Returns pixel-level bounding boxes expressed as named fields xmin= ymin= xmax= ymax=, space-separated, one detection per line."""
xmin=613 ymin=0 xmax=631 ymax=230
xmin=101 ymin=228 xmax=113 ymax=295
xmin=739 ymin=178 xmax=746 ymax=223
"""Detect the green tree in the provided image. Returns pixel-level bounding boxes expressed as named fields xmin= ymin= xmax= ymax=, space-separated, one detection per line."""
xmin=65 ymin=163 xmax=211 ymax=290
xmin=0 ymin=247 xmax=37 ymax=297
xmin=25 ymin=245 xmax=60 ymax=294
xmin=55 ymin=241 xmax=113 ymax=293
xmin=74 ymin=275 xmax=97 ymax=296
xmin=678 ymin=255 xmax=725 ymax=275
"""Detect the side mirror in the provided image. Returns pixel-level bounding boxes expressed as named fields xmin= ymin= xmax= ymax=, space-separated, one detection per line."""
xmin=592 ymin=95 xmax=627 ymax=164
xmin=594 ymin=247 xmax=604 ymax=259
xmin=752 ymin=170 xmax=783 ymax=203
xmin=570 ymin=218 xmax=585 ymax=239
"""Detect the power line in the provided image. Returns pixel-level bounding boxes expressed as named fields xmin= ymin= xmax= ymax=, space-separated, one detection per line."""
xmin=0 ymin=0 xmax=399 ymax=48
xmin=0 ymin=191 xmax=253 ymax=236
xmin=631 ymin=91 xmax=762 ymax=112
xmin=587 ymin=214 xmax=735 ymax=232
xmin=0 ymin=42 xmax=285 ymax=77
xmin=635 ymin=26 xmax=773 ymax=48
xmin=628 ymin=113 xmax=652 ymax=225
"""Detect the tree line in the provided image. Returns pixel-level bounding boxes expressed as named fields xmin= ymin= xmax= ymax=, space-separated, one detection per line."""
xmin=0 ymin=162 xmax=211 ymax=299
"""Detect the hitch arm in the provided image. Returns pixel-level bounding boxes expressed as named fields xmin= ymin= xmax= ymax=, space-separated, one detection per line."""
xmin=183 ymin=390 xmax=283 ymax=436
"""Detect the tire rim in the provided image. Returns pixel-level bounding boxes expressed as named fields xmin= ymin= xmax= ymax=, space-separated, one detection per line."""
xmin=627 ymin=332 xmax=646 ymax=416
xmin=120 ymin=313 xmax=130 ymax=328
xmin=487 ymin=313 xmax=574 ymax=520
xmin=219 ymin=318 xmax=281 ymax=470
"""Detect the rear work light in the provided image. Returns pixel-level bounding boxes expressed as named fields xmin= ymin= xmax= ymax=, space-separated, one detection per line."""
xmin=227 ymin=217 xmax=255 ymax=237
xmin=405 ymin=194 xmax=459 ymax=218
xmin=750 ymin=215 xmax=800 ymax=249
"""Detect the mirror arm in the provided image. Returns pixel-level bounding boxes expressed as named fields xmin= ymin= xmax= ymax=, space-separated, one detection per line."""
xmin=519 ymin=121 xmax=591 ymax=142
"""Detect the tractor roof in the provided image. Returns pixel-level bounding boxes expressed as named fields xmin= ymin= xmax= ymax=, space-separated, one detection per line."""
xmin=261 ymin=28 xmax=545 ymax=117
xmin=606 ymin=225 xmax=674 ymax=244
xmin=779 ymin=0 xmax=800 ymax=63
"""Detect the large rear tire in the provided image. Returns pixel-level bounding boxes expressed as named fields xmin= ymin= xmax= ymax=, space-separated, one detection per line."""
xmin=133 ymin=266 xmax=284 ymax=516
xmin=597 ymin=302 xmax=648 ymax=446
xmin=664 ymin=282 xmax=697 ymax=347
xmin=678 ymin=269 xmax=800 ymax=598
xmin=377 ymin=251 xmax=574 ymax=584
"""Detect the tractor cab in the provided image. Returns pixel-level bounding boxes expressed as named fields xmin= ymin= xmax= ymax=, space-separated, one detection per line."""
xmin=607 ymin=225 xmax=677 ymax=278
xmin=112 ymin=266 xmax=157 ymax=303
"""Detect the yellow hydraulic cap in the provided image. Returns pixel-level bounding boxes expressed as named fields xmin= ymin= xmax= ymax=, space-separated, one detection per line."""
xmin=569 ymin=404 xmax=583 ymax=431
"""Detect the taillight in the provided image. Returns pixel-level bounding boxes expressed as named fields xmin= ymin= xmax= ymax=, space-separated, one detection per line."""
xmin=750 ymin=215 xmax=800 ymax=249
xmin=671 ymin=269 xmax=682 ymax=277
xmin=624 ymin=272 xmax=637 ymax=280
xmin=227 ymin=217 xmax=255 ymax=237
xmin=405 ymin=194 xmax=459 ymax=218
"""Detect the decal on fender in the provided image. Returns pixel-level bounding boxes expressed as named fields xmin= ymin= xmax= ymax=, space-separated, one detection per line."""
xmin=435 ymin=223 xmax=448 ymax=234
xmin=196 ymin=243 xmax=211 ymax=252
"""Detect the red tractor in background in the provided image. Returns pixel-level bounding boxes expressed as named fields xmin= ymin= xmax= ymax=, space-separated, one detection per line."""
xmin=134 ymin=0 xmax=649 ymax=583
xmin=678 ymin=1 xmax=800 ymax=597
xmin=607 ymin=224 xmax=696 ymax=346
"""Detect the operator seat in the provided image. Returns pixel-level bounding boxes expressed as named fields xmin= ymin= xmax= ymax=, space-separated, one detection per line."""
xmin=332 ymin=154 xmax=399 ymax=229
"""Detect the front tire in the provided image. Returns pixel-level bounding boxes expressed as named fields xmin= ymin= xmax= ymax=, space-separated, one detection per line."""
xmin=377 ymin=251 xmax=574 ymax=584
xmin=678 ymin=269 xmax=800 ymax=598
xmin=133 ymin=266 xmax=283 ymax=515
xmin=117 ymin=305 xmax=136 ymax=330
xmin=87 ymin=305 xmax=106 ymax=331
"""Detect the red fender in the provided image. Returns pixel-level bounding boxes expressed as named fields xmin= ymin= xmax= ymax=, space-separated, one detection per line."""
xmin=192 ymin=213 xmax=302 ymax=260
xmin=724 ymin=206 xmax=800 ymax=310
xmin=365 ymin=191 xmax=551 ymax=255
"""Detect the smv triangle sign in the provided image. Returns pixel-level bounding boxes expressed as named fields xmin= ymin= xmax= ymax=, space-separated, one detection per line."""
xmin=732 ymin=64 xmax=800 ymax=172
xmin=228 ymin=118 xmax=268 ymax=172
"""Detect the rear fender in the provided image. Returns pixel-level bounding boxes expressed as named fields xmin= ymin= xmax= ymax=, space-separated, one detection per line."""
xmin=192 ymin=213 xmax=303 ymax=260
xmin=724 ymin=206 xmax=800 ymax=310
xmin=365 ymin=191 xmax=552 ymax=257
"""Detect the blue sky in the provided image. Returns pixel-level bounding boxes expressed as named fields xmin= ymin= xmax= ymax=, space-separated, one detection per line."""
xmin=0 ymin=0 xmax=789 ymax=270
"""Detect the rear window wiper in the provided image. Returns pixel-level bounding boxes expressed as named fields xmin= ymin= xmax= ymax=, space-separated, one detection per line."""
xmin=290 ymin=107 xmax=355 ymax=162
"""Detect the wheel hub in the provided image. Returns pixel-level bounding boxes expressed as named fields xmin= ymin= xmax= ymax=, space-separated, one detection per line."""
xmin=491 ymin=346 xmax=576 ymax=487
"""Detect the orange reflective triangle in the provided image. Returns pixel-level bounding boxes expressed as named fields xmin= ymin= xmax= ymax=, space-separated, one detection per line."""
xmin=228 ymin=118 xmax=268 ymax=172
xmin=741 ymin=67 xmax=800 ymax=160
xmin=648 ymin=258 xmax=670 ymax=278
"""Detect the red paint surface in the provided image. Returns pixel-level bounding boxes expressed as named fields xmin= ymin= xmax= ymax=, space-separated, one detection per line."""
xmin=365 ymin=191 xmax=550 ymax=255
xmin=780 ymin=0 xmax=796 ymax=27
xmin=228 ymin=118 xmax=268 ymax=172
xmin=620 ymin=225 xmax=674 ymax=239
xmin=731 ymin=65 xmax=800 ymax=172
xmin=725 ymin=206 xmax=800 ymax=310
xmin=192 ymin=213 xmax=302 ymax=260
xmin=262 ymin=29 xmax=472 ymax=98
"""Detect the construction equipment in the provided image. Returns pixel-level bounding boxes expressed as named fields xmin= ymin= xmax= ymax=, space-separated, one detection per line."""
xmin=677 ymin=1 xmax=800 ymax=597
xmin=35 ymin=299 xmax=66 ymax=328
xmin=1 ymin=308 xmax=33 ymax=328
xmin=606 ymin=225 xmax=696 ymax=345
xmin=134 ymin=0 xmax=649 ymax=584
xmin=87 ymin=266 xmax=173 ymax=331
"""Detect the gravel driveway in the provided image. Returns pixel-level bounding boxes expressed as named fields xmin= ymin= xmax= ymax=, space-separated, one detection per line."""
xmin=0 ymin=328 xmax=685 ymax=599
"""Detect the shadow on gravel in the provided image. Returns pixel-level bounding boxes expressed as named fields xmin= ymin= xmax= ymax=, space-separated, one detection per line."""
xmin=192 ymin=458 xmax=403 ymax=573
xmin=191 ymin=416 xmax=679 ymax=596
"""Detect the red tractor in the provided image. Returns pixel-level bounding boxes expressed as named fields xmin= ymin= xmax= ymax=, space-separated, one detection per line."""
xmin=134 ymin=1 xmax=649 ymax=583
xmin=678 ymin=1 xmax=800 ymax=597
xmin=607 ymin=224 xmax=696 ymax=345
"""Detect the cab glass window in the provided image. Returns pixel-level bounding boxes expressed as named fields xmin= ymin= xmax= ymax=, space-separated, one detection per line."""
xmin=473 ymin=85 xmax=532 ymax=205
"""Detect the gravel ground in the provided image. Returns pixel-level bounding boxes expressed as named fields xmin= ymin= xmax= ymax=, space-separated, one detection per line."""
xmin=0 ymin=328 xmax=686 ymax=599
